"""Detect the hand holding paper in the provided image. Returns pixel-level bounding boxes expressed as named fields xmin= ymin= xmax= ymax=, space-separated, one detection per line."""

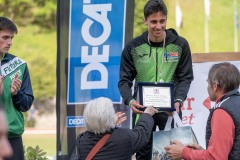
xmin=144 ymin=106 xmax=158 ymax=116
xmin=164 ymin=140 xmax=184 ymax=160
xmin=130 ymin=100 xmax=144 ymax=114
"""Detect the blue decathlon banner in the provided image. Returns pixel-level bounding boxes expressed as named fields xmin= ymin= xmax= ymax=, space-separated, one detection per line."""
xmin=66 ymin=116 xmax=85 ymax=128
xmin=67 ymin=0 xmax=126 ymax=104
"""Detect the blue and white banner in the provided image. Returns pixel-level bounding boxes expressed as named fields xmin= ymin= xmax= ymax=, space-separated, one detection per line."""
xmin=66 ymin=116 xmax=85 ymax=128
xmin=67 ymin=0 xmax=126 ymax=104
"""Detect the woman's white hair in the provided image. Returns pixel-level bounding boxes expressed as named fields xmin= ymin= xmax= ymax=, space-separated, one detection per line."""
xmin=84 ymin=97 xmax=116 ymax=134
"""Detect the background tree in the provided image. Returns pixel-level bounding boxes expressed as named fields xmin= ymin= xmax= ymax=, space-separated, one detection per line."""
xmin=0 ymin=0 xmax=56 ymax=31
xmin=33 ymin=0 xmax=56 ymax=31
xmin=0 ymin=0 xmax=33 ymax=26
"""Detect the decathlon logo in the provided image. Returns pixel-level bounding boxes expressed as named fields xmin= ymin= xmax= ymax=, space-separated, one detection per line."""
xmin=66 ymin=116 xmax=85 ymax=128
xmin=80 ymin=1 xmax=112 ymax=90
xmin=68 ymin=0 xmax=126 ymax=104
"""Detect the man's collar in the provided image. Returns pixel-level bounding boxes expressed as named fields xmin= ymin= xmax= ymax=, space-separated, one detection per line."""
xmin=1 ymin=53 xmax=5 ymax=60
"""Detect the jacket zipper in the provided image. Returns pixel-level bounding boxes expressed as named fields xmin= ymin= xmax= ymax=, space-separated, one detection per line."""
xmin=156 ymin=47 xmax=158 ymax=82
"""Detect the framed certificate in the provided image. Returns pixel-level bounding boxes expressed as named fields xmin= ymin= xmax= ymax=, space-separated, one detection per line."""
xmin=138 ymin=82 xmax=175 ymax=111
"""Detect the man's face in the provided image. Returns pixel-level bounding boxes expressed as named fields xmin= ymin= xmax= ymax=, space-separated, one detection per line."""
xmin=0 ymin=30 xmax=15 ymax=56
xmin=207 ymin=79 xmax=217 ymax=101
xmin=0 ymin=111 xmax=12 ymax=160
xmin=144 ymin=12 xmax=167 ymax=42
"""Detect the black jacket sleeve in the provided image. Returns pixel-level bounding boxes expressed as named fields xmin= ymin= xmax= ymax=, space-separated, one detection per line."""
xmin=129 ymin=113 xmax=154 ymax=153
xmin=118 ymin=43 xmax=137 ymax=105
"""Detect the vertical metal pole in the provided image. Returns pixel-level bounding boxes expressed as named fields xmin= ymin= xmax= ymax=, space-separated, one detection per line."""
xmin=234 ymin=0 xmax=239 ymax=52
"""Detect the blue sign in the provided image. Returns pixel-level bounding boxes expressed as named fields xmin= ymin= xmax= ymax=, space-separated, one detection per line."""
xmin=67 ymin=0 xmax=126 ymax=104
xmin=66 ymin=116 xmax=85 ymax=128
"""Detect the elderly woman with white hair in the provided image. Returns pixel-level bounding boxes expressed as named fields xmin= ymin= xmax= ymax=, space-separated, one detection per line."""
xmin=77 ymin=97 xmax=158 ymax=160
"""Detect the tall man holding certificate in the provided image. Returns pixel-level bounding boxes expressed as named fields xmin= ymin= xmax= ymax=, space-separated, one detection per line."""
xmin=118 ymin=0 xmax=193 ymax=159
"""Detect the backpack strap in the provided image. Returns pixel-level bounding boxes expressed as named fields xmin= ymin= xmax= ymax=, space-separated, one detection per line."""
xmin=86 ymin=134 xmax=111 ymax=160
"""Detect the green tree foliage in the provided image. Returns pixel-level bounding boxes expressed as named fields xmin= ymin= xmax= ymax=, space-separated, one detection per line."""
xmin=24 ymin=145 xmax=47 ymax=160
xmin=29 ymin=55 xmax=56 ymax=101
xmin=134 ymin=0 xmax=148 ymax=37
xmin=0 ymin=0 xmax=33 ymax=26
xmin=0 ymin=0 xmax=56 ymax=31
xmin=32 ymin=0 xmax=56 ymax=30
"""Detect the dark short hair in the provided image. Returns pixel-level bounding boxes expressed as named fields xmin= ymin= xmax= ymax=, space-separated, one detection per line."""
xmin=144 ymin=0 xmax=168 ymax=19
xmin=0 ymin=17 xmax=18 ymax=34
xmin=208 ymin=62 xmax=240 ymax=92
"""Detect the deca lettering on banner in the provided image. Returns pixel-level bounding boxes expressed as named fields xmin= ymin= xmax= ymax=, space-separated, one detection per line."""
xmin=66 ymin=116 xmax=85 ymax=128
xmin=67 ymin=0 xmax=126 ymax=104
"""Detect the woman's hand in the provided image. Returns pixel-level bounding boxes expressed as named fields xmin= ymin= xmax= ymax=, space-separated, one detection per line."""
xmin=144 ymin=106 xmax=158 ymax=116
xmin=114 ymin=112 xmax=127 ymax=126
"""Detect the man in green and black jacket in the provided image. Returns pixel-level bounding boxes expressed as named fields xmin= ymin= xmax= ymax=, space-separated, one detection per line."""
xmin=0 ymin=17 xmax=34 ymax=160
xmin=118 ymin=0 xmax=193 ymax=159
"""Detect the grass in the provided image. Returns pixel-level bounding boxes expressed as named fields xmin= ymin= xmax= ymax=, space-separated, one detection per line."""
xmin=22 ymin=134 xmax=56 ymax=158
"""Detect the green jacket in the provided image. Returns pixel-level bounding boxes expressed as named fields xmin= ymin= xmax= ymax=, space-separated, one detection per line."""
xmin=118 ymin=29 xmax=193 ymax=105
xmin=1 ymin=53 xmax=34 ymax=138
